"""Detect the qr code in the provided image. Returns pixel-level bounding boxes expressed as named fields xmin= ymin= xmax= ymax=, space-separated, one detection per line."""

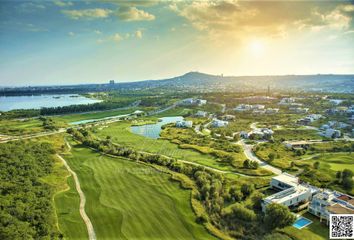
xmin=330 ymin=214 xmax=354 ymax=239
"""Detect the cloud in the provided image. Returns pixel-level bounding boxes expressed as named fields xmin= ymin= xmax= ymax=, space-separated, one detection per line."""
xmin=135 ymin=30 xmax=143 ymax=39
xmin=94 ymin=30 xmax=102 ymax=34
xmin=54 ymin=1 xmax=73 ymax=7
xmin=62 ymin=8 xmax=113 ymax=19
xmin=339 ymin=4 xmax=354 ymax=12
xmin=101 ymin=0 xmax=158 ymax=7
xmin=116 ymin=6 xmax=155 ymax=21
xmin=96 ymin=29 xmax=144 ymax=44
xmin=68 ymin=31 xmax=75 ymax=36
xmin=170 ymin=1 xmax=354 ymax=40
xmin=112 ymin=33 xmax=123 ymax=42
xmin=17 ymin=2 xmax=46 ymax=12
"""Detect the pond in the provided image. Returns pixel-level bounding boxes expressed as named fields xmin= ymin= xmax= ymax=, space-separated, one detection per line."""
xmin=131 ymin=116 xmax=183 ymax=139
xmin=0 ymin=94 xmax=102 ymax=111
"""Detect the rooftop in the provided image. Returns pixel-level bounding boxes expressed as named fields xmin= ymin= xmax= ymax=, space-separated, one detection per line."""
xmin=272 ymin=173 xmax=299 ymax=187
xmin=264 ymin=185 xmax=310 ymax=205
xmin=327 ymin=203 xmax=354 ymax=214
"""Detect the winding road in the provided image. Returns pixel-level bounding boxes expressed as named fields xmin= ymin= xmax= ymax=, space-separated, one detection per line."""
xmin=239 ymin=140 xmax=282 ymax=175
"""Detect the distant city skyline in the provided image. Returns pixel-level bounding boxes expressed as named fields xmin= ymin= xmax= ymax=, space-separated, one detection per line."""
xmin=1 ymin=0 xmax=354 ymax=86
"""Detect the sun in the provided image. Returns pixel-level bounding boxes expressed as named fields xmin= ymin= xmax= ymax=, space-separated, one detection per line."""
xmin=249 ymin=40 xmax=265 ymax=57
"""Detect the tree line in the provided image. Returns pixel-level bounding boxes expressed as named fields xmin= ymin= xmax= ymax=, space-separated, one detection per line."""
xmin=40 ymin=100 xmax=134 ymax=115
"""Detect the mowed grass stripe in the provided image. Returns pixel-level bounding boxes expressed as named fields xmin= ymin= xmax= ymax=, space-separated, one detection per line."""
xmin=57 ymin=141 xmax=214 ymax=239
xmin=88 ymin=156 xmax=195 ymax=239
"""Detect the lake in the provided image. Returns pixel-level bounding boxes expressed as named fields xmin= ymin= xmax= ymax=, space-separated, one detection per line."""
xmin=131 ymin=116 xmax=183 ymax=139
xmin=0 ymin=94 xmax=102 ymax=111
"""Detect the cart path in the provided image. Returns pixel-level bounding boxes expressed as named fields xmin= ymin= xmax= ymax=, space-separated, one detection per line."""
xmin=57 ymin=153 xmax=96 ymax=240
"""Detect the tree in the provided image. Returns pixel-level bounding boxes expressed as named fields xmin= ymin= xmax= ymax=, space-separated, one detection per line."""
xmin=313 ymin=161 xmax=320 ymax=169
xmin=226 ymin=203 xmax=256 ymax=222
xmin=343 ymin=177 xmax=353 ymax=191
xmin=243 ymin=159 xmax=250 ymax=168
xmin=290 ymin=161 xmax=295 ymax=169
xmin=251 ymin=192 xmax=264 ymax=210
xmin=229 ymin=186 xmax=243 ymax=202
xmin=241 ymin=183 xmax=254 ymax=198
xmin=336 ymin=171 xmax=342 ymax=179
xmin=268 ymin=153 xmax=275 ymax=162
xmin=264 ymin=203 xmax=296 ymax=231
xmin=342 ymin=169 xmax=353 ymax=179
xmin=250 ymin=161 xmax=259 ymax=169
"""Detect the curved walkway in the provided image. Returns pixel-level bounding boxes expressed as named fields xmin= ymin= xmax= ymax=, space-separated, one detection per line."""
xmin=239 ymin=139 xmax=282 ymax=175
xmin=57 ymin=153 xmax=96 ymax=240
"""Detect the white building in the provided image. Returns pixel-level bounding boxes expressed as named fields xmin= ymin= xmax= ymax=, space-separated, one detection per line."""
xmin=176 ymin=120 xmax=193 ymax=128
xmin=249 ymin=128 xmax=273 ymax=139
xmin=195 ymin=110 xmax=208 ymax=117
xmin=234 ymin=104 xmax=252 ymax=112
xmin=181 ymin=98 xmax=207 ymax=106
xmin=266 ymin=108 xmax=279 ymax=114
xmin=279 ymin=97 xmax=296 ymax=105
xmin=196 ymin=99 xmax=207 ymax=106
xmin=329 ymin=99 xmax=344 ymax=105
xmin=211 ymin=119 xmax=229 ymax=128
xmin=181 ymin=98 xmax=195 ymax=105
xmin=131 ymin=110 xmax=145 ymax=116
xmin=347 ymin=105 xmax=354 ymax=114
xmin=271 ymin=173 xmax=299 ymax=190
xmin=289 ymin=107 xmax=309 ymax=114
xmin=252 ymin=104 xmax=265 ymax=110
xmin=309 ymin=190 xmax=354 ymax=224
xmin=240 ymin=131 xmax=249 ymax=139
xmin=262 ymin=173 xmax=312 ymax=212
xmin=321 ymin=128 xmax=341 ymax=138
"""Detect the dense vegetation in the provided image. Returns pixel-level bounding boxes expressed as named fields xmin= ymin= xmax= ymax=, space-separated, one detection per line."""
xmin=40 ymin=100 xmax=135 ymax=115
xmin=0 ymin=141 xmax=61 ymax=239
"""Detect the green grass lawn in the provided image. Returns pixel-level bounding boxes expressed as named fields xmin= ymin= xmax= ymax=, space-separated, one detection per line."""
xmin=0 ymin=118 xmax=44 ymax=135
xmin=274 ymin=129 xmax=323 ymax=141
xmin=302 ymin=152 xmax=354 ymax=172
xmin=279 ymin=213 xmax=329 ymax=240
xmin=95 ymin=121 xmax=239 ymax=171
xmin=299 ymin=152 xmax=354 ymax=195
xmin=55 ymin=176 xmax=88 ymax=239
xmin=52 ymin=108 xmax=141 ymax=123
xmin=55 ymin=141 xmax=214 ymax=239
xmin=254 ymin=142 xmax=299 ymax=170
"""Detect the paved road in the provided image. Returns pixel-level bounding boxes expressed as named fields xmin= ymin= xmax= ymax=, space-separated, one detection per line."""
xmin=239 ymin=139 xmax=282 ymax=175
xmin=57 ymin=153 xmax=97 ymax=240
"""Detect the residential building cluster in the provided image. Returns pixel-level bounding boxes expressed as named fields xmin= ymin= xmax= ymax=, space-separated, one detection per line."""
xmin=262 ymin=173 xmax=354 ymax=225
xmin=289 ymin=107 xmax=309 ymax=114
xmin=211 ymin=118 xmax=229 ymax=128
xmin=234 ymin=104 xmax=279 ymax=114
xmin=180 ymin=98 xmax=207 ymax=106
xmin=297 ymin=114 xmax=323 ymax=125
xmin=175 ymin=120 xmax=193 ymax=128
xmin=240 ymin=128 xmax=274 ymax=140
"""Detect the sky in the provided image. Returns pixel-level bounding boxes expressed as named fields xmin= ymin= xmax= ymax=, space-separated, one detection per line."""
xmin=0 ymin=0 xmax=354 ymax=86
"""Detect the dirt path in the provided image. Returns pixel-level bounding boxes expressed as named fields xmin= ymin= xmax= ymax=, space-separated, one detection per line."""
xmin=57 ymin=154 xmax=96 ymax=240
